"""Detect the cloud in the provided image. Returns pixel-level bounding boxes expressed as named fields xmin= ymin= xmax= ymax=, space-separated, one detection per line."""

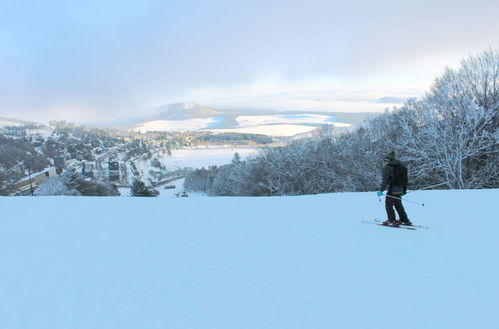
xmin=0 ymin=0 xmax=498 ymax=123
xmin=181 ymin=78 xmax=422 ymax=113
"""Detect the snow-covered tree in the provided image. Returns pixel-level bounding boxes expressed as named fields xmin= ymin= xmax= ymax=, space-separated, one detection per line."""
xmin=131 ymin=179 xmax=158 ymax=197
xmin=184 ymin=48 xmax=498 ymax=196
xmin=35 ymin=169 xmax=120 ymax=196
xmin=397 ymin=49 xmax=498 ymax=189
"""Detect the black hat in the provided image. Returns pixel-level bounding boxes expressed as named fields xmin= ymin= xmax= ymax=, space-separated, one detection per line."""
xmin=384 ymin=151 xmax=395 ymax=161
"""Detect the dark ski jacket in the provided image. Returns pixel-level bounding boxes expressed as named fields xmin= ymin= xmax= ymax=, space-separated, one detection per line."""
xmin=380 ymin=159 xmax=406 ymax=195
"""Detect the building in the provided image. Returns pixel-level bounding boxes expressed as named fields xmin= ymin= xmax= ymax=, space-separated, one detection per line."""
xmin=54 ymin=155 xmax=66 ymax=174
xmin=82 ymin=162 xmax=95 ymax=178
xmin=12 ymin=167 xmax=57 ymax=195
xmin=108 ymin=156 xmax=120 ymax=181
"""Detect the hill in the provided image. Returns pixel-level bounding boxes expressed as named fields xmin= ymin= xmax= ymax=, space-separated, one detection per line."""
xmin=0 ymin=116 xmax=42 ymax=128
xmin=131 ymin=103 xmax=369 ymax=136
xmin=1 ymin=188 xmax=497 ymax=329
xmin=151 ymin=103 xmax=222 ymax=120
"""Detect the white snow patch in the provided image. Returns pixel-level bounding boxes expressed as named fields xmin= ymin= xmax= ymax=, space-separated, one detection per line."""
xmin=133 ymin=118 xmax=217 ymax=133
xmin=132 ymin=114 xmax=351 ymax=136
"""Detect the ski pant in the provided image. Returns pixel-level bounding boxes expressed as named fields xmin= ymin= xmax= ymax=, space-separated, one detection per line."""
xmin=385 ymin=194 xmax=409 ymax=221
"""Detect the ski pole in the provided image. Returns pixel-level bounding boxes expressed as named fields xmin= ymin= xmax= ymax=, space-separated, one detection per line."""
xmin=386 ymin=194 xmax=425 ymax=207
xmin=407 ymin=182 xmax=448 ymax=194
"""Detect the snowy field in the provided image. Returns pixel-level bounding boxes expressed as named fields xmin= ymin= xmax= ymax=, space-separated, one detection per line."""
xmin=132 ymin=114 xmax=352 ymax=136
xmin=1 ymin=189 xmax=498 ymax=329
xmin=132 ymin=118 xmax=217 ymax=133
xmin=135 ymin=147 xmax=257 ymax=173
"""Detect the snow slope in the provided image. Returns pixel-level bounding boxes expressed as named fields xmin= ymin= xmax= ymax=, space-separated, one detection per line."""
xmin=1 ymin=189 xmax=498 ymax=329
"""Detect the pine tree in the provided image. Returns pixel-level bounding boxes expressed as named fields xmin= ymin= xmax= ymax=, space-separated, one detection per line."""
xmin=131 ymin=179 xmax=157 ymax=197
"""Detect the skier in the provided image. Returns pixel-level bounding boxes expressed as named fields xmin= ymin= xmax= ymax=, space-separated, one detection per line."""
xmin=377 ymin=151 xmax=412 ymax=226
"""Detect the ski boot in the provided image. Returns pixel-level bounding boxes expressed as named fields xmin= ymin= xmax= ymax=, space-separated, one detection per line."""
xmin=399 ymin=219 xmax=413 ymax=226
xmin=382 ymin=219 xmax=400 ymax=227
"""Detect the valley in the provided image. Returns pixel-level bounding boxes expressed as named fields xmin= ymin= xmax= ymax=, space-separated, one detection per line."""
xmin=0 ymin=103 xmax=370 ymax=196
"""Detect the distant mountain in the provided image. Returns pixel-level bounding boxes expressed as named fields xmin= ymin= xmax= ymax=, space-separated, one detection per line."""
xmin=128 ymin=102 xmax=377 ymax=135
xmin=150 ymin=103 xmax=222 ymax=120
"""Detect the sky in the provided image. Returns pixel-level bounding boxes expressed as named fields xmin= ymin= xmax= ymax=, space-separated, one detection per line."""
xmin=0 ymin=0 xmax=498 ymax=124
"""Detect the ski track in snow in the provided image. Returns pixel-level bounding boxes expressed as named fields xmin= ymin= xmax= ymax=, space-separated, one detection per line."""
xmin=0 ymin=189 xmax=498 ymax=329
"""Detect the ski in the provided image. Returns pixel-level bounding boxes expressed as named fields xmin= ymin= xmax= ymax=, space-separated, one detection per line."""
xmin=362 ymin=220 xmax=417 ymax=230
xmin=373 ymin=218 xmax=429 ymax=230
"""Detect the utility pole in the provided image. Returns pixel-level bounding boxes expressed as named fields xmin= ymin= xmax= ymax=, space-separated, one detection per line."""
xmin=26 ymin=162 xmax=34 ymax=196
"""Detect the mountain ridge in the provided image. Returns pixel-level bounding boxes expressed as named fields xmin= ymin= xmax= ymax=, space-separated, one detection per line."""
xmin=129 ymin=102 xmax=374 ymax=134
xmin=150 ymin=103 xmax=222 ymax=120
xmin=1 ymin=103 xmax=375 ymax=133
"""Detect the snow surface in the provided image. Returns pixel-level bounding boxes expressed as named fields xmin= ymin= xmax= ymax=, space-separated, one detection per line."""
xmin=132 ymin=118 xmax=217 ymax=133
xmin=132 ymin=114 xmax=351 ymax=136
xmin=1 ymin=189 xmax=498 ymax=329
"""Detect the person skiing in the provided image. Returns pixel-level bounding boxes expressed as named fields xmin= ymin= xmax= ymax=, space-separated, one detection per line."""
xmin=377 ymin=151 xmax=412 ymax=226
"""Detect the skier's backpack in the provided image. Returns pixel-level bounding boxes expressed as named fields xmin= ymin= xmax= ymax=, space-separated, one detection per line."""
xmin=392 ymin=164 xmax=408 ymax=186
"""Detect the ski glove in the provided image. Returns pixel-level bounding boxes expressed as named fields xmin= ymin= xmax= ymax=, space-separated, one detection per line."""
xmin=377 ymin=191 xmax=384 ymax=197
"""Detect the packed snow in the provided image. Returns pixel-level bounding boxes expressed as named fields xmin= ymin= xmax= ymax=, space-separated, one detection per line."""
xmin=1 ymin=188 xmax=498 ymax=329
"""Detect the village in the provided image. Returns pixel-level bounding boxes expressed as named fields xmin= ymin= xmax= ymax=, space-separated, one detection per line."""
xmin=0 ymin=120 xmax=267 ymax=196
